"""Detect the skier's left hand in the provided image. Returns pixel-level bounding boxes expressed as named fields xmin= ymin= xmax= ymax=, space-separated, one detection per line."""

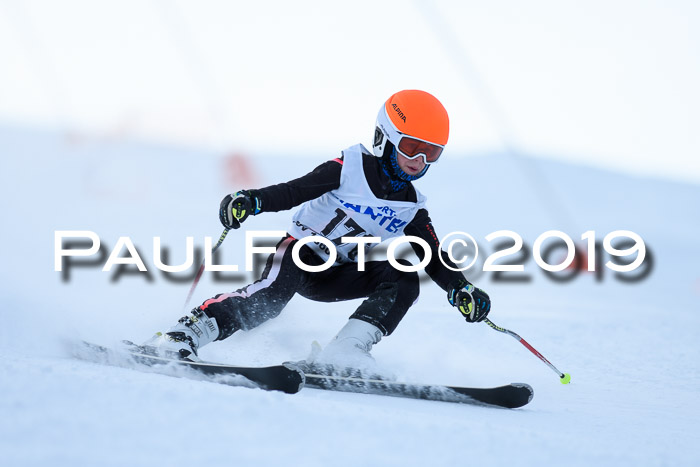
xmin=448 ymin=280 xmax=491 ymax=323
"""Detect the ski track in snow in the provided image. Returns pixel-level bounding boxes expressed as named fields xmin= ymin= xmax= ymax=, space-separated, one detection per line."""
xmin=1 ymin=126 xmax=699 ymax=466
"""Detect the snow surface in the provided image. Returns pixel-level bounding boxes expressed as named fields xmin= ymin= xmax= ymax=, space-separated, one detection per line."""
xmin=1 ymin=125 xmax=699 ymax=466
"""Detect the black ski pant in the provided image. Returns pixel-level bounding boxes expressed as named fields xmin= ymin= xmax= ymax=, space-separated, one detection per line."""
xmin=199 ymin=235 xmax=420 ymax=340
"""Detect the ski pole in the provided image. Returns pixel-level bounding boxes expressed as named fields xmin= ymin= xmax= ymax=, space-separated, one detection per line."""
xmin=483 ymin=318 xmax=571 ymax=384
xmin=182 ymin=228 xmax=230 ymax=312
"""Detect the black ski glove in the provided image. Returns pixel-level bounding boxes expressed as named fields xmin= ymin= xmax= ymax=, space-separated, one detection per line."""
xmin=448 ymin=279 xmax=491 ymax=323
xmin=219 ymin=190 xmax=260 ymax=229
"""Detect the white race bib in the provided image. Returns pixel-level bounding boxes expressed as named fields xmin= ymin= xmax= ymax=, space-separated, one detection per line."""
xmin=288 ymin=144 xmax=426 ymax=264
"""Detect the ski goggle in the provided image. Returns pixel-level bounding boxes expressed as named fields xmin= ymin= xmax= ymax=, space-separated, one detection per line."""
xmin=396 ymin=136 xmax=444 ymax=164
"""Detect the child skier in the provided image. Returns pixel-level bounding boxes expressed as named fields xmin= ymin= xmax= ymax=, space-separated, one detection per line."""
xmin=149 ymin=90 xmax=491 ymax=366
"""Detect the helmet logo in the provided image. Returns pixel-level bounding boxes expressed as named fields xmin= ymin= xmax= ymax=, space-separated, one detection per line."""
xmin=391 ymin=103 xmax=406 ymax=122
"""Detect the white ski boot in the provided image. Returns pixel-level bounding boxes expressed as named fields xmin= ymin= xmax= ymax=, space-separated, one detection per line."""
xmin=314 ymin=319 xmax=383 ymax=371
xmin=144 ymin=308 xmax=220 ymax=361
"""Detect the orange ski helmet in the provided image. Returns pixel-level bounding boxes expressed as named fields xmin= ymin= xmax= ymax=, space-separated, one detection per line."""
xmin=373 ymin=90 xmax=449 ymax=181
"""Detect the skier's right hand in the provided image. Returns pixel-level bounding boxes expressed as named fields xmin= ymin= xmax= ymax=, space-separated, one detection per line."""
xmin=219 ymin=191 xmax=257 ymax=229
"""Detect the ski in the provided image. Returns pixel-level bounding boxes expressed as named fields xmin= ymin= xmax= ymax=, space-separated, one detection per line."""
xmin=72 ymin=342 xmax=532 ymax=407
xmin=72 ymin=341 xmax=305 ymax=394
xmin=294 ymin=362 xmax=533 ymax=408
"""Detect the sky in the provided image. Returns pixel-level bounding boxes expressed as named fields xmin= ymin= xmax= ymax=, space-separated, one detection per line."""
xmin=0 ymin=0 xmax=698 ymax=183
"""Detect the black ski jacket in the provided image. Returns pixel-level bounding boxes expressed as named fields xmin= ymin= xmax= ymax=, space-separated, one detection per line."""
xmin=250 ymin=154 xmax=466 ymax=291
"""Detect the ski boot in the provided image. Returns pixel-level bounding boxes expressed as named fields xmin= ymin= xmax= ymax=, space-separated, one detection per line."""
xmin=303 ymin=319 xmax=383 ymax=377
xmin=144 ymin=308 xmax=220 ymax=361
